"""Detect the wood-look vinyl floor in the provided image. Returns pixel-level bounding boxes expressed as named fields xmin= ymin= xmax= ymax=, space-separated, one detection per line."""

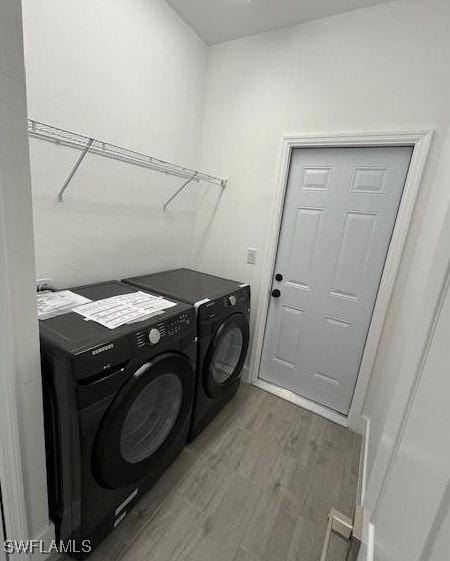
xmin=83 ymin=383 xmax=361 ymax=561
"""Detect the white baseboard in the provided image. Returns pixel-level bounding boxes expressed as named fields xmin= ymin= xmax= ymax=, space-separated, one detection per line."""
xmin=367 ymin=524 xmax=375 ymax=561
xmin=34 ymin=522 xmax=55 ymax=543
xmin=356 ymin=415 xmax=374 ymax=561
xmin=357 ymin=522 xmax=375 ymax=561
xmin=29 ymin=522 xmax=55 ymax=561
xmin=358 ymin=415 xmax=370 ymax=505
xmin=241 ymin=364 xmax=250 ymax=383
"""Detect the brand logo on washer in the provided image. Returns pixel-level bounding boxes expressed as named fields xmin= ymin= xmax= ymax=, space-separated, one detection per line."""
xmin=92 ymin=343 xmax=114 ymax=356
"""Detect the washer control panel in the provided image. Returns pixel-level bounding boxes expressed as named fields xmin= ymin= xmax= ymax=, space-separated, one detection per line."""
xmin=135 ymin=311 xmax=192 ymax=349
xmin=148 ymin=328 xmax=161 ymax=345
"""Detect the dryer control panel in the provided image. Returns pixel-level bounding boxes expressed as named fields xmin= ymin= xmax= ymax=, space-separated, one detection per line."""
xmin=199 ymin=286 xmax=251 ymax=322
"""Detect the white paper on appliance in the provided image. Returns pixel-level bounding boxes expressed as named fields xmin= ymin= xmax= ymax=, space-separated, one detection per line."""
xmin=72 ymin=291 xmax=177 ymax=329
xmin=37 ymin=290 xmax=93 ymax=320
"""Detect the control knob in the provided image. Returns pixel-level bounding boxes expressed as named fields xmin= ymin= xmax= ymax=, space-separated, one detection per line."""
xmin=228 ymin=295 xmax=237 ymax=306
xmin=148 ymin=328 xmax=161 ymax=345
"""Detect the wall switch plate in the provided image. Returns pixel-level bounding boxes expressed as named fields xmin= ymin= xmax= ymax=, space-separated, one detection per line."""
xmin=247 ymin=248 xmax=257 ymax=265
xmin=36 ymin=278 xmax=55 ymax=292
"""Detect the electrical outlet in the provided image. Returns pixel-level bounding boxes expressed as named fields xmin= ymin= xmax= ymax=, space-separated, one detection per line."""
xmin=247 ymin=248 xmax=257 ymax=265
xmin=36 ymin=278 xmax=55 ymax=292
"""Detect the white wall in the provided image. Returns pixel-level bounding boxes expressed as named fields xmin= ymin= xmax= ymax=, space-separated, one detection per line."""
xmin=194 ymin=0 xmax=450 ymax=381
xmin=22 ymin=0 xmax=208 ymax=288
xmin=0 ymin=0 xmax=50 ymax=545
xmin=361 ymin=184 xmax=450 ymax=560
xmin=363 ymin=123 xmax=450 ymax=494
xmin=359 ymin=123 xmax=450 ymax=560
xmin=373 ymin=261 xmax=450 ymax=559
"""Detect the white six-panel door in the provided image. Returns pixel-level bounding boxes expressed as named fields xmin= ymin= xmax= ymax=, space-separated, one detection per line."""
xmin=259 ymin=146 xmax=412 ymax=414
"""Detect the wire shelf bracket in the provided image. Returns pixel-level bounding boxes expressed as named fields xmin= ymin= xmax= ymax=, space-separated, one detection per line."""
xmin=163 ymin=172 xmax=198 ymax=211
xmin=57 ymin=137 xmax=93 ymax=202
xmin=28 ymin=119 xmax=227 ymax=206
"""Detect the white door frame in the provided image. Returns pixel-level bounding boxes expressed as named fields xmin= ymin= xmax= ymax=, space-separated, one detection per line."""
xmin=249 ymin=130 xmax=433 ymax=431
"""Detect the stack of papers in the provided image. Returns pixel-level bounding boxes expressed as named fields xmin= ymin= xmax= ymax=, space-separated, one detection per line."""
xmin=72 ymin=291 xmax=177 ymax=329
xmin=37 ymin=290 xmax=93 ymax=320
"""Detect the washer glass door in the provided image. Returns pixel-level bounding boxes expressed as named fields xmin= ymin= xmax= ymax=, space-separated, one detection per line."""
xmin=120 ymin=372 xmax=182 ymax=464
xmin=94 ymin=353 xmax=194 ymax=489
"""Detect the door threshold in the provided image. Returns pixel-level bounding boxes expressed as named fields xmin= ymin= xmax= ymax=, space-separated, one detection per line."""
xmin=253 ymin=378 xmax=348 ymax=427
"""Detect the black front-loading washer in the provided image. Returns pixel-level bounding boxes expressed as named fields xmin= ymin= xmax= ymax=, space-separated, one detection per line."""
xmin=39 ymin=281 xmax=196 ymax=558
xmin=123 ymin=269 xmax=251 ymax=440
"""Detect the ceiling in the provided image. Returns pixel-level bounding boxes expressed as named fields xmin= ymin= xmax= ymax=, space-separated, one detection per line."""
xmin=166 ymin=0 xmax=394 ymax=45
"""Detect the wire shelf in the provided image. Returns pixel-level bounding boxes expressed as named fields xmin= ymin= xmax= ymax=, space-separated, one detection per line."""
xmin=28 ymin=119 xmax=227 ymax=207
